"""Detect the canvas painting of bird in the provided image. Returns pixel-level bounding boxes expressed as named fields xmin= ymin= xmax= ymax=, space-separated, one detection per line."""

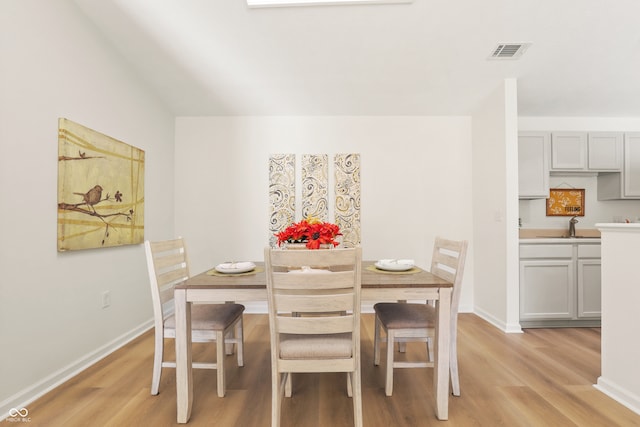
xmin=57 ymin=118 xmax=145 ymax=251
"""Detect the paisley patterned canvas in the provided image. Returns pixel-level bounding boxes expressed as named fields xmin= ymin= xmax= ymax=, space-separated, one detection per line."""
xmin=268 ymin=154 xmax=296 ymax=247
xmin=334 ymin=153 xmax=361 ymax=247
xmin=301 ymin=154 xmax=328 ymax=221
xmin=269 ymin=153 xmax=360 ymax=248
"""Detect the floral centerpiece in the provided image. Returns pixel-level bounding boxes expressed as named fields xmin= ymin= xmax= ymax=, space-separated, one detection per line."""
xmin=275 ymin=216 xmax=342 ymax=249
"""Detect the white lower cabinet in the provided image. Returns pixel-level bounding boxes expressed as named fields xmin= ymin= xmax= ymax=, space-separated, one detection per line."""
xmin=520 ymin=242 xmax=601 ymax=327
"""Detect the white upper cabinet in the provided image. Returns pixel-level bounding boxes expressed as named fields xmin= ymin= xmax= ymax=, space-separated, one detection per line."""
xmin=587 ymin=132 xmax=623 ymax=171
xmin=551 ymin=132 xmax=587 ymax=171
xmin=624 ymin=132 xmax=640 ymax=196
xmin=597 ymin=132 xmax=640 ymax=199
xmin=518 ymin=132 xmax=550 ymax=199
xmin=550 ymin=131 xmax=622 ymax=172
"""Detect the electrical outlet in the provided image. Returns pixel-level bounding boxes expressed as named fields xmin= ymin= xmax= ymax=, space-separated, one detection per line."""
xmin=101 ymin=291 xmax=111 ymax=308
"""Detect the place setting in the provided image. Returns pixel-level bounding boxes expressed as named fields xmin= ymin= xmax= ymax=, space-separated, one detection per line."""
xmin=369 ymin=259 xmax=421 ymax=274
xmin=207 ymin=261 xmax=262 ymax=276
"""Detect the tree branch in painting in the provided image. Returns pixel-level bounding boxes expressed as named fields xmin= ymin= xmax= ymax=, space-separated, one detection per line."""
xmin=58 ymin=185 xmax=134 ymax=246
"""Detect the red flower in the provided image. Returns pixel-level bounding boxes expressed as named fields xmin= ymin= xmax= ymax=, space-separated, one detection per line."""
xmin=275 ymin=217 xmax=342 ymax=249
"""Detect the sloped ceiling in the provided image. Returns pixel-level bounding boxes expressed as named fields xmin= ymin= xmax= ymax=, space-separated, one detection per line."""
xmin=74 ymin=0 xmax=640 ymax=117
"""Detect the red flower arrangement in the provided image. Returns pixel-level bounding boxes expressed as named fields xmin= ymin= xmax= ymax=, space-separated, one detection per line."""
xmin=275 ymin=217 xmax=342 ymax=249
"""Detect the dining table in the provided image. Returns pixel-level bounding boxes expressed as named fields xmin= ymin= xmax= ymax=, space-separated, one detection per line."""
xmin=174 ymin=260 xmax=453 ymax=423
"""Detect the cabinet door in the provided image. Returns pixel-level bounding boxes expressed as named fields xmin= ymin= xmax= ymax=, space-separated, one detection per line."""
xmin=518 ymin=132 xmax=550 ymax=199
xmin=520 ymin=260 xmax=575 ymax=320
xmin=577 ymin=259 xmax=601 ymax=318
xmin=551 ymin=132 xmax=587 ymax=170
xmin=624 ymin=133 xmax=640 ymax=197
xmin=588 ymin=132 xmax=623 ymax=171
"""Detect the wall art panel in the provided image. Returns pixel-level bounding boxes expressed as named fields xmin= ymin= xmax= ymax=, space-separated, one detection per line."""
xmin=334 ymin=153 xmax=361 ymax=247
xmin=268 ymin=154 xmax=296 ymax=247
xmin=301 ymin=154 xmax=328 ymax=221
xmin=57 ymin=118 xmax=144 ymax=251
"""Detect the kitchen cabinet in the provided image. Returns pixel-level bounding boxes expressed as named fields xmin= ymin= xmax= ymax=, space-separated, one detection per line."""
xmin=587 ymin=132 xmax=623 ymax=171
xmin=550 ymin=131 xmax=622 ymax=172
xmin=597 ymin=132 xmax=640 ymax=199
xmin=518 ymin=132 xmax=549 ymax=199
xmin=519 ymin=240 xmax=601 ymax=327
xmin=550 ymin=132 xmax=587 ymax=171
xmin=577 ymin=244 xmax=601 ymax=318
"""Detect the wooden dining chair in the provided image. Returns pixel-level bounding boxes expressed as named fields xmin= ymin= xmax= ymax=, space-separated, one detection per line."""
xmin=264 ymin=247 xmax=363 ymax=427
xmin=144 ymin=238 xmax=245 ymax=397
xmin=373 ymin=237 xmax=468 ymax=397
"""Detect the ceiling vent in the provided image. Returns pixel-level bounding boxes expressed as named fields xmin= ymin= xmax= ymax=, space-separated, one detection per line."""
xmin=489 ymin=43 xmax=531 ymax=60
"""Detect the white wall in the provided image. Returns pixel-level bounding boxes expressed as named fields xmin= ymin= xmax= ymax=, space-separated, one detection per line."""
xmin=0 ymin=0 xmax=175 ymax=414
xmin=596 ymin=224 xmax=640 ymax=415
xmin=472 ymin=79 xmax=521 ymax=332
xmin=519 ymin=117 xmax=640 ymax=228
xmin=174 ymin=116 xmax=475 ymax=312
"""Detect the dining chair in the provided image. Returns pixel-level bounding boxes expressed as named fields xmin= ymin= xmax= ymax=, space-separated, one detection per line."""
xmin=373 ymin=237 xmax=468 ymax=397
xmin=264 ymin=246 xmax=363 ymax=427
xmin=144 ymin=238 xmax=245 ymax=397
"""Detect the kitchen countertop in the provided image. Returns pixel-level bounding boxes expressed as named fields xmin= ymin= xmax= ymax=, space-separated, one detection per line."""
xmin=519 ymin=228 xmax=601 ymax=243
xmin=520 ymin=237 xmax=601 ymax=243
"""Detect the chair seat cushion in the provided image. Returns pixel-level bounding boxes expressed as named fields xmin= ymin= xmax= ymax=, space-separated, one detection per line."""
xmin=373 ymin=303 xmax=436 ymax=329
xmin=279 ymin=333 xmax=352 ymax=359
xmin=164 ymin=303 xmax=244 ymax=331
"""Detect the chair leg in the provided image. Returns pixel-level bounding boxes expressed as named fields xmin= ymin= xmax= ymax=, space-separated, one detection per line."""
xmin=352 ymin=366 xmax=363 ymax=427
xmin=347 ymin=372 xmax=353 ymax=397
xmin=272 ymin=373 xmax=284 ymax=427
xmin=236 ymin=318 xmax=244 ymax=367
xmin=285 ymin=371 xmax=292 ymax=397
xmin=426 ymin=336 xmax=434 ymax=362
xmin=385 ymin=330 xmax=395 ymax=396
xmin=216 ymin=330 xmax=226 ymax=397
xmin=225 ymin=329 xmax=234 ymax=356
xmin=151 ymin=328 xmax=163 ymax=395
xmin=373 ymin=315 xmax=381 ymax=366
xmin=450 ymin=337 xmax=460 ymax=396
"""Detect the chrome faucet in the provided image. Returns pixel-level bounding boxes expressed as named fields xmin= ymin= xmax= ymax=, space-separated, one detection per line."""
xmin=569 ymin=216 xmax=579 ymax=237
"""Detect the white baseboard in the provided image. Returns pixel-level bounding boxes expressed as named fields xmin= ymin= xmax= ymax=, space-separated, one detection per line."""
xmin=0 ymin=319 xmax=153 ymax=420
xmin=595 ymin=376 xmax=640 ymax=416
xmin=473 ymin=307 xmax=522 ymax=333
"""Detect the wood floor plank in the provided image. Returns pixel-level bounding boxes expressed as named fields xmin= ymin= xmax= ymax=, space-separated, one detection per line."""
xmin=10 ymin=314 xmax=640 ymax=426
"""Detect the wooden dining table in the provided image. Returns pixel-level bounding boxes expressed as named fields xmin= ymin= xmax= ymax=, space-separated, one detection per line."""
xmin=174 ymin=261 xmax=453 ymax=423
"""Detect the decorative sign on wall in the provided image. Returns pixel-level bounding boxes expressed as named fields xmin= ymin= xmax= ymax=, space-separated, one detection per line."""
xmin=268 ymin=153 xmax=361 ymax=248
xmin=546 ymin=188 xmax=585 ymax=216
xmin=301 ymin=154 xmax=328 ymax=221
xmin=57 ymin=118 xmax=145 ymax=251
xmin=268 ymin=154 xmax=296 ymax=248
xmin=334 ymin=153 xmax=361 ymax=248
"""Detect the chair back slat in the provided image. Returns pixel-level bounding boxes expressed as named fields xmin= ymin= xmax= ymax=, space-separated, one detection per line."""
xmin=271 ymin=270 xmax=355 ymax=290
xmin=274 ymin=290 xmax=354 ymax=314
xmin=269 ymin=248 xmax=357 ymax=269
xmin=277 ymin=314 xmax=355 ymax=335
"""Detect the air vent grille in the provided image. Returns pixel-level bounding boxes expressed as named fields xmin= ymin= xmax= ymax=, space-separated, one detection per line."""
xmin=489 ymin=43 xmax=530 ymax=60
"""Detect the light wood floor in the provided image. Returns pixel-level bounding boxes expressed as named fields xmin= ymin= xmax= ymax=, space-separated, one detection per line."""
xmin=19 ymin=314 xmax=640 ymax=426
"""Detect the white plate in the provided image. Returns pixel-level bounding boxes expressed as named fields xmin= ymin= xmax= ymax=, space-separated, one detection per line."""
xmin=214 ymin=261 xmax=256 ymax=274
xmin=375 ymin=259 xmax=415 ymax=271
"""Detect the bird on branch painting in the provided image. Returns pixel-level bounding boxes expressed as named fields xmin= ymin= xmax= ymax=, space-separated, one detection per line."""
xmin=58 ymin=184 xmax=134 ymax=245
xmin=74 ymin=185 xmax=103 ymax=213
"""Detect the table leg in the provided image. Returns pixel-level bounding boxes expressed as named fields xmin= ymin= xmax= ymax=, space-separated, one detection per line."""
xmin=434 ymin=287 xmax=451 ymax=420
xmin=175 ymin=289 xmax=193 ymax=423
